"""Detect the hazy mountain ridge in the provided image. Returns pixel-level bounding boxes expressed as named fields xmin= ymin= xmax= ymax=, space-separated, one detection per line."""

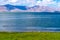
xmin=0 ymin=4 xmax=60 ymax=12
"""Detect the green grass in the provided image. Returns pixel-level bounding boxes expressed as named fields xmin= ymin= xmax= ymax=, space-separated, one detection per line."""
xmin=0 ymin=32 xmax=60 ymax=40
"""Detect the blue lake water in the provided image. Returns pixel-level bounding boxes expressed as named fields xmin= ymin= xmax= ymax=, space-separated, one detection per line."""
xmin=0 ymin=12 xmax=60 ymax=32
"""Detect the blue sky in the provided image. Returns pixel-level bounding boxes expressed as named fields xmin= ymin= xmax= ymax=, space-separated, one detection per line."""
xmin=53 ymin=0 xmax=60 ymax=2
xmin=0 ymin=0 xmax=60 ymax=7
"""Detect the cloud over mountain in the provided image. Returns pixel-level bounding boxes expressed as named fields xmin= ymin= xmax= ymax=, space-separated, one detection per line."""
xmin=0 ymin=0 xmax=60 ymax=12
xmin=0 ymin=4 xmax=59 ymax=12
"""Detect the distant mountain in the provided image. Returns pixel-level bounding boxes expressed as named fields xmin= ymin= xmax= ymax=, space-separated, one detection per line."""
xmin=0 ymin=4 xmax=60 ymax=12
xmin=4 ymin=4 xmax=28 ymax=10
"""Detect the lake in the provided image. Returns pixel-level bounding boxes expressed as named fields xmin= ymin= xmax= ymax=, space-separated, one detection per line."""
xmin=0 ymin=12 xmax=60 ymax=32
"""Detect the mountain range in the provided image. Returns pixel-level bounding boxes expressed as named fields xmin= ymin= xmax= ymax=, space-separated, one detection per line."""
xmin=0 ymin=4 xmax=60 ymax=12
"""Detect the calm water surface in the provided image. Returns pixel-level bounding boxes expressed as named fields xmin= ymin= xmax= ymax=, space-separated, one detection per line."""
xmin=0 ymin=12 xmax=60 ymax=32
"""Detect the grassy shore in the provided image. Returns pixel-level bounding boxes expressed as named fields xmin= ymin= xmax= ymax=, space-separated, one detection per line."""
xmin=0 ymin=32 xmax=60 ymax=40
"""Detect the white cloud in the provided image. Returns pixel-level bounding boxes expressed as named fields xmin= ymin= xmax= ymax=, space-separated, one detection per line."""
xmin=57 ymin=2 xmax=60 ymax=7
xmin=8 ymin=0 xmax=37 ymax=7
xmin=0 ymin=0 xmax=60 ymax=9
xmin=8 ymin=0 xmax=18 ymax=3
xmin=0 ymin=0 xmax=8 ymax=5
xmin=36 ymin=0 xmax=57 ymax=6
